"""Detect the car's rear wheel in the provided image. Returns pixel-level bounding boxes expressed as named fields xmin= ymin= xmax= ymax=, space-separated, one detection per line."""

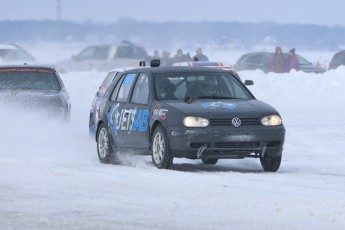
xmin=260 ymin=154 xmax=282 ymax=172
xmin=97 ymin=123 xmax=119 ymax=164
xmin=202 ymin=158 xmax=218 ymax=165
xmin=151 ymin=125 xmax=173 ymax=169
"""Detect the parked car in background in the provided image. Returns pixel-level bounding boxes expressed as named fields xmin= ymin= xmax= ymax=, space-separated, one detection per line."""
xmin=235 ymin=52 xmax=325 ymax=73
xmin=56 ymin=42 xmax=150 ymax=73
xmin=0 ymin=64 xmax=71 ymax=121
xmin=329 ymin=50 xmax=345 ymax=70
xmin=93 ymin=61 xmax=285 ymax=172
xmin=0 ymin=44 xmax=36 ymax=63
xmin=173 ymin=61 xmax=243 ymax=81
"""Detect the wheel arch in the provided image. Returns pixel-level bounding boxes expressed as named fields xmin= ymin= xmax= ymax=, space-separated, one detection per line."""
xmin=95 ymin=120 xmax=104 ymax=142
xmin=149 ymin=120 xmax=163 ymax=149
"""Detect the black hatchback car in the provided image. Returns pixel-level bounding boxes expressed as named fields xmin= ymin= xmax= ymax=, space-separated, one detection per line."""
xmin=94 ymin=63 xmax=285 ymax=172
xmin=235 ymin=52 xmax=325 ymax=73
xmin=0 ymin=65 xmax=71 ymax=121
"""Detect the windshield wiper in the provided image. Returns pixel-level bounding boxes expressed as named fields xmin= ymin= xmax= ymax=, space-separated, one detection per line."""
xmin=184 ymin=96 xmax=194 ymax=104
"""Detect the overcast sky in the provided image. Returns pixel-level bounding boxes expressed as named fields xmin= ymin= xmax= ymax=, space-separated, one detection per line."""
xmin=1 ymin=0 xmax=345 ymax=26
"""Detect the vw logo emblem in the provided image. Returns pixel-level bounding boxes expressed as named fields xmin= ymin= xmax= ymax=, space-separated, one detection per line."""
xmin=232 ymin=117 xmax=241 ymax=127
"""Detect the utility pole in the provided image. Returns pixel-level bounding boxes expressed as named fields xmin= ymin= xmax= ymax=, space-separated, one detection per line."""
xmin=57 ymin=0 xmax=61 ymax=21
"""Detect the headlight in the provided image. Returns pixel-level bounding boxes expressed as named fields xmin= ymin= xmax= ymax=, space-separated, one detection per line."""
xmin=183 ymin=116 xmax=209 ymax=127
xmin=261 ymin=115 xmax=282 ymax=126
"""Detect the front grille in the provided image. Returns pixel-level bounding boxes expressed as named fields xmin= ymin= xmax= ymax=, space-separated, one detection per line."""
xmin=214 ymin=141 xmax=260 ymax=149
xmin=209 ymin=118 xmax=261 ymax=126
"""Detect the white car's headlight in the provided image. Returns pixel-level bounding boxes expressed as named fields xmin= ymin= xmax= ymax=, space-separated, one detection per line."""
xmin=183 ymin=116 xmax=209 ymax=127
xmin=261 ymin=115 xmax=282 ymax=126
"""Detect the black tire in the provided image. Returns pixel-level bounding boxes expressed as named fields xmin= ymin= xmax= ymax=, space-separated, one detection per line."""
xmin=202 ymin=158 xmax=218 ymax=165
xmin=96 ymin=123 xmax=119 ymax=164
xmin=151 ymin=125 xmax=173 ymax=169
xmin=260 ymin=155 xmax=282 ymax=172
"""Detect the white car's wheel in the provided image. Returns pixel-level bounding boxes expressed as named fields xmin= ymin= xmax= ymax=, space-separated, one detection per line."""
xmin=151 ymin=125 xmax=173 ymax=169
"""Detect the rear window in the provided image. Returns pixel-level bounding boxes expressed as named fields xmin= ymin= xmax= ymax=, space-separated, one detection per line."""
xmin=0 ymin=49 xmax=35 ymax=61
xmin=0 ymin=68 xmax=61 ymax=91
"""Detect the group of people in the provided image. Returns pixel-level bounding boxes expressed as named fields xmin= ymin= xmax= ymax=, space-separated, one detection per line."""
xmin=270 ymin=46 xmax=300 ymax=73
xmin=151 ymin=47 xmax=209 ymax=66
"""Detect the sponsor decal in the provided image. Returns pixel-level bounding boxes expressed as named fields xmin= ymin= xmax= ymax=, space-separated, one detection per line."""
xmin=122 ymin=74 xmax=136 ymax=86
xmin=203 ymin=102 xmax=236 ymax=109
xmin=152 ymin=104 xmax=168 ymax=120
xmin=108 ymin=103 xmax=149 ymax=135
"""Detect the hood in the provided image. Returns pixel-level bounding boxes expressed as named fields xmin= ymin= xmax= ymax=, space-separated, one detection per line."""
xmin=300 ymin=64 xmax=325 ymax=73
xmin=163 ymin=99 xmax=279 ymax=119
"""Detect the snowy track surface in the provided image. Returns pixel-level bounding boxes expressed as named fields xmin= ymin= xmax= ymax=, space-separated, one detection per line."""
xmin=1 ymin=49 xmax=345 ymax=229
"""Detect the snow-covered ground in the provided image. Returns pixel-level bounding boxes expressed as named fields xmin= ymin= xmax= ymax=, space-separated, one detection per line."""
xmin=1 ymin=43 xmax=345 ymax=229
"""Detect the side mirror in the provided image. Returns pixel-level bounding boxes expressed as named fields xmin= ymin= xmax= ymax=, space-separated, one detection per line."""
xmin=244 ymin=80 xmax=254 ymax=86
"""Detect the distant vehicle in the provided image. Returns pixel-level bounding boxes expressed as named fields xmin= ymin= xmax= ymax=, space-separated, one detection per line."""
xmin=93 ymin=61 xmax=285 ymax=172
xmin=173 ymin=61 xmax=243 ymax=82
xmin=0 ymin=44 xmax=36 ymax=63
xmin=0 ymin=64 xmax=71 ymax=121
xmin=329 ymin=50 xmax=345 ymax=70
xmin=235 ymin=52 xmax=325 ymax=73
xmin=56 ymin=42 xmax=150 ymax=73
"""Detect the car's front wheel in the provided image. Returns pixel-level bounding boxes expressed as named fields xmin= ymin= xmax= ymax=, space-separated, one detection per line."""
xmin=260 ymin=154 xmax=282 ymax=172
xmin=151 ymin=125 xmax=173 ymax=169
xmin=97 ymin=123 xmax=118 ymax=164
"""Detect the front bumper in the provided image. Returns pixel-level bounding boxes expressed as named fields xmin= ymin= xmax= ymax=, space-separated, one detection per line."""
xmin=167 ymin=125 xmax=285 ymax=160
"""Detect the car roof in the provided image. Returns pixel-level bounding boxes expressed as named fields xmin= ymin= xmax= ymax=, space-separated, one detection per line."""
xmin=0 ymin=64 xmax=55 ymax=69
xmin=107 ymin=66 xmax=147 ymax=73
xmin=0 ymin=44 xmax=18 ymax=50
xmin=173 ymin=61 xmax=234 ymax=69
xmin=124 ymin=66 xmax=231 ymax=75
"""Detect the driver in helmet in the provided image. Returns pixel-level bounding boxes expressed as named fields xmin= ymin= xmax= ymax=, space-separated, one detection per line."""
xmin=200 ymin=76 xmax=218 ymax=96
xmin=156 ymin=77 xmax=176 ymax=100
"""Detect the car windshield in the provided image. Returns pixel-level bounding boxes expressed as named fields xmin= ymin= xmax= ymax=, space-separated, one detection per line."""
xmin=155 ymin=72 xmax=253 ymax=100
xmin=282 ymin=53 xmax=311 ymax=65
xmin=0 ymin=68 xmax=61 ymax=91
xmin=0 ymin=49 xmax=35 ymax=61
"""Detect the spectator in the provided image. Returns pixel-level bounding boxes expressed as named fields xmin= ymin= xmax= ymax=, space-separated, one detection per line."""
xmin=173 ymin=49 xmax=191 ymax=63
xmin=153 ymin=50 xmax=160 ymax=59
xmin=270 ymin=46 xmax=285 ymax=73
xmin=193 ymin=47 xmax=209 ymax=61
xmin=161 ymin=50 xmax=173 ymax=66
xmin=285 ymin=48 xmax=300 ymax=72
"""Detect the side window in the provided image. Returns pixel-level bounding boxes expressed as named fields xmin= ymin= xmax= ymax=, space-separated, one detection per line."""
xmin=262 ymin=55 xmax=270 ymax=65
xmin=101 ymin=71 xmax=117 ymax=88
xmin=78 ymin=47 xmax=96 ymax=60
xmin=131 ymin=74 xmax=149 ymax=104
xmin=116 ymin=73 xmax=136 ymax=102
xmin=110 ymin=75 xmax=123 ymax=102
xmin=244 ymin=55 xmax=262 ymax=64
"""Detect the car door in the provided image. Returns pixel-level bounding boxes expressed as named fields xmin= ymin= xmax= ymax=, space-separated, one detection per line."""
xmin=124 ymin=73 xmax=151 ymax=149
xmin=107 ymin=73 xmax=137 ymax=148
